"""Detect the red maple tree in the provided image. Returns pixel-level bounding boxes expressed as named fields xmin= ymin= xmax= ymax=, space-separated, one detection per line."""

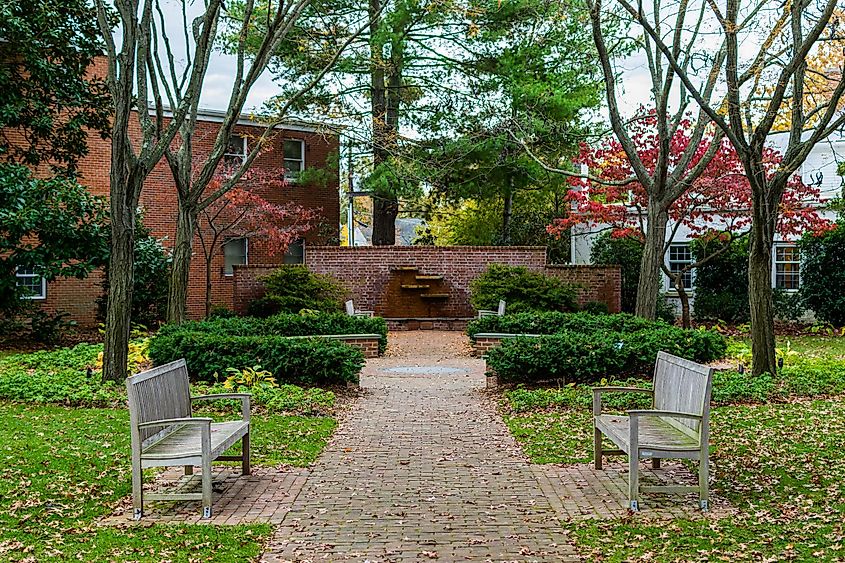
xmin=549 ymin=112 xmax=832 ymax=327
xmin=197 ymin=162 xmax=318 ymax=316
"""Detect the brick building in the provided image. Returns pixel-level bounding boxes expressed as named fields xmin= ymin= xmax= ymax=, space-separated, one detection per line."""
xmin=21 ymin=103 xmax=340 ymax=327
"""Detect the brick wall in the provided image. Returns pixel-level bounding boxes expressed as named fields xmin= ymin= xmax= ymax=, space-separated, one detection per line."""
xmin=33 ymin=106 xmax=340 ymax=327
xmin=305 ymin=246 xmax=549 ymax=319
xmin=544 ymin=265 xmax=622 ymax=314
xmin=232 ymin=264 xmax=277 ymax=314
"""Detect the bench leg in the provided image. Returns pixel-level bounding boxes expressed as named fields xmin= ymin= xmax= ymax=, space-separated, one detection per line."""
xmin=242 ymin=432 xmax=251 ymax=476
xmin=651 ymin=458 xmax=661 ymax=470
xmin=202 ymin=454 xmax=212 ymax=519
xmin=131 ymin=457 xmax=143 ymax=520
xmin=593 ymin=426 xmax=603 ymax=470
xmin=699 ymin=453 xmax=709 ymax=511
xmin=628 ymin=453 xmax=639 ymax=511
xmin=185 ymin=465 xmax=193 ymax=476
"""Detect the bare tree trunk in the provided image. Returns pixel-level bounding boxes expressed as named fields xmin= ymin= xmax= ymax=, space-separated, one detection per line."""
xmin=675 ymin=278 xmax=692 ymax=329
xmin=205 ymin=254 xmax=214 ymax=317
xmin=167 ymin=200 xmax=198 ymax=324
xmin=102 ymin=180 xmax=138 ymax=382
xmin=502 ymin=180 xmax=514 ymax=243
xmin=635 ymin=201 xmax=669 ymax=319
xmin=749 ymin=209 xmax=778 ymax=376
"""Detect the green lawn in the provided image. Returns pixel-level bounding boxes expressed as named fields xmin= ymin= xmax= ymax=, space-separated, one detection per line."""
xmin=501 ymin=334 xmax=845 ymax=561
xmin=0 ymin=402 xmax=335 ymax=561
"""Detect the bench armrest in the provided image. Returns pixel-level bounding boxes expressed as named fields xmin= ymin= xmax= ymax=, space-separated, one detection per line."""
xmin=192 ymin=394 xmax=251 ymax=421
xmin=137 ymin=417 xmax=212 ymax=430
xmin=354 ymin=311 xmax=375 ymax=317
xmin=592 ymin=387 xmax=653 ymax=415
xmin=626 ymin=409 xmax=702 ymax=421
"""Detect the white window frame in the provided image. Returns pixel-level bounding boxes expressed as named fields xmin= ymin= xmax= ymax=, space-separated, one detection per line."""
xmin=773 ymin=243 xmax=800 ymax=292
xmin=283 ymin=138 xmax=305 ymax=182
xmin=222 ymin=238 xmax=249 ymax=276
xmin=224 ymin=135 xmax=248 ymax=166
xmin=666 ymin=243 xmax=695 ymax=292
xmin=16 ymin=267 xmax=47 ymax=300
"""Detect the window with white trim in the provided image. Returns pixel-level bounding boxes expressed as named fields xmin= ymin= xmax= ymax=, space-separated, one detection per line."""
xmin=16 ymin=267 xmax=46 ymax=299
xmin=774 ymin=244 xmax=800 ymax=290
xmin=224 ymin=135 xmax=247 ymax=166
xmin=283 ymin=139 xmax=305 ymax=181
xmin=667 ymin=243 xmax=694 ymax=290
xmin=223 ymin=238 xmax=248 ymax=275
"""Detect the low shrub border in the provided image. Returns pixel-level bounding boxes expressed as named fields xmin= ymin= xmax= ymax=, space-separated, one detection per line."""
xmin=157 ymin=313 xmax=388 ymax=355
xmin=485 ymin=327 xmax=726 ymax=386
xmin=467 ymin=311 xmax=668 ymax=341
xmin=148 ymin=332 xmax=365 ymax=386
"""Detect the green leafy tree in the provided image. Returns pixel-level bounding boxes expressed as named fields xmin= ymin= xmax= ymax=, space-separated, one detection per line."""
xmin=0 ymin=0 xmax=111 ymax=173
xmin=590 ymin=232 xmax=643 ymax=314
xmin=0 ymin=165 xmax=109 ymax=316
xmin=800 ymin=220 xmax=845 ymax=327
xmin=417 ymin=0 xmax=601 ymax=242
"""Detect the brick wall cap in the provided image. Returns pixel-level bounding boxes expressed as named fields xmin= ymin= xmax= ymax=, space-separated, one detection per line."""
xmin=474 ymin=333 xmax=542 ymax=339
xmin=545 ymin=264 xmax=622 ymax=270
xmin=282 ymin=334 xmax=383 ymax=340
xmin=304 ymin=245 xmax=547 ymax=251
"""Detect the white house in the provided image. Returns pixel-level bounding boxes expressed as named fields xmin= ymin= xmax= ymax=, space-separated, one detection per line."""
xmin=570 ymin=130 xmax=844 ymax=310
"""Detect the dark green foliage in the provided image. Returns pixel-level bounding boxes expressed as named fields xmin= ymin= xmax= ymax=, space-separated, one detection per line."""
xmin=486 ymin=326 xmax=726 ymax=385
xmin=467 ymin=311 xmax=668 ymax=340
xmin=208 ymin=305 xmax=237 ymax=319
xmin=254 ymin=266 xmax=348 ymax=315
xmin=773 ymin=288 xmax=806 ymax=323
xmin=156 ymin=313 xmax=388 ymax=354
xmin=469 ymin=264 xmax=578 ymax=314
xmin=29 ymin=310 xmax=76 ymax=344
xmin=692 ymin=236 xmax=750 ymax=323
xmin=0 ymin=0 xmax=111 ymax=172
xmin=97 ymin=217 xmax=171 ymax=327
xmin=148 ymin=332 xmax=365 ymax=386
xmin=590 ymin=232 xmax=643 ymax=313
xmin=0 ymin=165 xmax=109 ymax=317
xmin=581 ymin=301 xmax=609 ymax=315
xmin=800 ymin=222 xmax=845 ymax=326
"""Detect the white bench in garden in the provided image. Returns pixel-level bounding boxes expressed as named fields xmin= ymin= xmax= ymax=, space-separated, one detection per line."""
xmin=345 ymin=299 xmax=374 ymax=317
xmin=592 ymin=351 xmax=713 ymax=511
xmin=126 ymin=359 xmax=251 ymax=519
xmin=477 ymin=299 xmax=506 ymax=318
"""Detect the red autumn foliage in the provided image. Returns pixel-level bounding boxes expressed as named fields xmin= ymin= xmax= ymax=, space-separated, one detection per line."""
xmin=548 ymin=111 xmax=833 ymax=240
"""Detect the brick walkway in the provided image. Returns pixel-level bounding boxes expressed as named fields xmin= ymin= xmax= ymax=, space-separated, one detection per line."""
xmin=261 ymin=333 xmax=578 ymax=561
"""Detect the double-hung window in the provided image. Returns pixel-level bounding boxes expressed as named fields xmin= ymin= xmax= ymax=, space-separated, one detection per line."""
xmin=224 ymin=135 xmax=247 ymax=167
xmin=774 ymin=244 xmax=800 ymax=290
xmin=283 ymin=139 xmax=305 ymax=181
xmin=223 ymin=238 xmax=248 ymax=276
xmin=16 ymin=267 xmax=46 ymax=299
xmin=668 ymin=243 xmax=694 ymax=290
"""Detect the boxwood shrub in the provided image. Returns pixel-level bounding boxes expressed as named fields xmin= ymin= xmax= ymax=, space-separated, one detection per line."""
xmin=485 ymin=326 xmax=726 ymax=385
xmin=467 ymin=311 xmax=669 ymax=340
xmin=148 ymin=332 xmax=365 ymax=385
xmin=157 ymin=313 xmax=388 ymax=354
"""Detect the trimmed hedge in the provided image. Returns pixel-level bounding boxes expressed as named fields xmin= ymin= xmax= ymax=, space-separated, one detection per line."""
xmin=485 ymin=324 xmax=727 ymax=385
xmin=156 ymin=313 xmax=388 ymax=354
xmin=467 ymin=311 xmax=668 ymax=340
xmin=469 ymin=263 xmax=578 ymax=314
xmin=148 ymin=332 xmax=365 ymax=385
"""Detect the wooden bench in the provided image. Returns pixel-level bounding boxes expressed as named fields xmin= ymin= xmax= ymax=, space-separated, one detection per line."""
xmin=592 ymin=351 xmax=713 ymax=511
xmin=126 ymin=359 xmax=251 ymax=519
xmin=477 ymin=299 xmax=506 ymax=318
xmin=345 ymin=299 xmax=374 ymax=317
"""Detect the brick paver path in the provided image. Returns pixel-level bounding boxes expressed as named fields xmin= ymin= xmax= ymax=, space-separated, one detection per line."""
xmin=261 ymin=333 xmax=579 ymax=562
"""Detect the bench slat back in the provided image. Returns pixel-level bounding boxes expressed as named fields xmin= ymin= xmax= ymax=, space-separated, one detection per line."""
xmin=126 ymin=360 xmax=192 ymax=444
xmin=653 ymin=351 xmax=713 ymax=434
xmin=345 ymin=300 xmax=355 ymax=316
